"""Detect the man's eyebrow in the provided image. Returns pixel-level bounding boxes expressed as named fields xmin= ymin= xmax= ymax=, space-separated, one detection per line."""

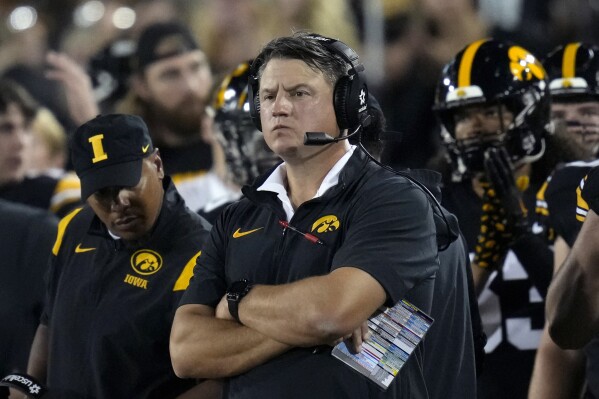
xmin=261 ymin=83 xmax=311 ymax=94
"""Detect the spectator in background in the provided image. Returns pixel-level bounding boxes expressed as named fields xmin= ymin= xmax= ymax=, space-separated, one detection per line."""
xmin=432 ymin=39 xmax=554 ymax=398
xmin=0 ymin=79 xmax=80 ymax=217
xmin=25 ymin=108 xmax=68 ymax=178
xmin=116 ymin=21 xmax=216 ymax=211
xmin=191 ymin=0 xmax=360 ymax=76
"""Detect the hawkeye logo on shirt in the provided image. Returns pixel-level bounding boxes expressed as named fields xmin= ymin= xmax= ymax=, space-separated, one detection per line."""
xmin=131 ymin=249 xmax=163 ymax=275
xmin=124 ymin=249 xmax=163 ymax=290
xmin=311 ymin=215 xmax=340 ymax=233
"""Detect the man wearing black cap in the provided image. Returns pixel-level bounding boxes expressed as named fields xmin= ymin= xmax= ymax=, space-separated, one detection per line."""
xmin=25 ymin=114 xmax=219 ymax=398
xmin=118 ymin=21 xmax=217 ymax=212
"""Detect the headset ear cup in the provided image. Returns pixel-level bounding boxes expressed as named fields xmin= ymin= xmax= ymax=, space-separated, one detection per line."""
xmin=247 ymin=58 xmax=263 ymax=132
xmin=252 ymin=95 xmax=262 ymax=132
xmin=248 ymin=79 xmax=262 ymax=131
xmin=333 ymin=76 xmax=351 ymax=130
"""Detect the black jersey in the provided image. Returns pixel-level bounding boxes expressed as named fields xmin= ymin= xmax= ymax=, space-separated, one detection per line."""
xmin=43 ymin=178 xmax=211 ymax=398
xmin=536 ymin=159 xmax=599 ymax=246
xmin=181 ymin=150 xmax=440 ymax=399
xmin=0 ymin=200 xmax=57 ymax=377
xmin=443 ymin=180 xmax=545 ymax=399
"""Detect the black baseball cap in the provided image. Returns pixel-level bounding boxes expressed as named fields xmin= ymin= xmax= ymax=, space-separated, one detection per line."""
xmin=70 ymin=114 xmax=154 ymax=200
xmin=133 ymin=21 xmax=199 ymax=72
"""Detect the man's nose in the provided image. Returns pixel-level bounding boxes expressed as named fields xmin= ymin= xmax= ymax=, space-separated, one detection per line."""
xmin=111 ymin=189 xmax=131 ymax=210
xmin=272 ymin=93 xmax=291 ymax=116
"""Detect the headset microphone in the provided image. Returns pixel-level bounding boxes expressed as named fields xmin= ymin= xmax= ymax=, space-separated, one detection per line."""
xmin=304 ymin=123 xmax=364 ymax=146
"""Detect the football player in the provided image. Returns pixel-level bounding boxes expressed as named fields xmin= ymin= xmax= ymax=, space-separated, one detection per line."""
xmin=433 ymin=38 xmax=555 ymax=398
xmin=529 ymin=42 xmax=599 ymax=399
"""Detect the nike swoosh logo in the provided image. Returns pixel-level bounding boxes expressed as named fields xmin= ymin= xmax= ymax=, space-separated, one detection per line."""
xmin=142 ymin=144 xmax=150 ymax=153
xmin=75 ymin=243 xmax=96 ymax=253
xmin=232 ymin=227 xmax=263 ymax=238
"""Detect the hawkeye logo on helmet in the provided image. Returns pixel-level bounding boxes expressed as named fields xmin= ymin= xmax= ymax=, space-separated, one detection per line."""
xmin=508 ymin=46 xmax=545 ymax=81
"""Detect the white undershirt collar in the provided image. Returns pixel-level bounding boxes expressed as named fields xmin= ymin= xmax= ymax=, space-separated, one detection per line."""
xmin=258 ymin=145 xmax=356 ymax=221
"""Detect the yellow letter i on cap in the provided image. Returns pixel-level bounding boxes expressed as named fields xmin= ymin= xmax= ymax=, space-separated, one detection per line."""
xmin=89 ymin=134 xmax=108 ymax=163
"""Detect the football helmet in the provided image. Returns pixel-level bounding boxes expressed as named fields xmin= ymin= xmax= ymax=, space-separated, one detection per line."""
xmin=434 ymin=39 xmax=551 ymax=181
xmin=213 ymin=61 xmax=280 ymax=186
xmin=544 ymin=42 xmax=599 ymax=100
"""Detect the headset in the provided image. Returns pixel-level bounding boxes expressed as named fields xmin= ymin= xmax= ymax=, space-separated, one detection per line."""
xmin=248 ymin=33 xmax=456 ymax=250
xmin=248 ymin=34 xmax=370 ymax=136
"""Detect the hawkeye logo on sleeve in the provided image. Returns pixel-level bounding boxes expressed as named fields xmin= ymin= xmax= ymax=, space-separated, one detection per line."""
xmin=311 ymin=215 xmax=340 ymax=233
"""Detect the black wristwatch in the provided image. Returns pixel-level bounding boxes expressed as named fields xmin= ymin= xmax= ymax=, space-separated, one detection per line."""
xmin=226 ymin=279 xmax=253 ymax=322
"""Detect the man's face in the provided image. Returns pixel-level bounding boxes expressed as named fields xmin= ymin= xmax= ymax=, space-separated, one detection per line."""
xmin=87 ymin=154 xmax=165 ymax=241
xmin=551 ymin=100 xmax=599 ymax=158
xmin=0 ymin=103 xmax=31 ymax=185
xmin=453 ymin=103 xmax=514 ymax=142
xmin=140 ymin=50 xmax=213 ymax=136
xmin=258 ymin=58 xmax=338 ymax=160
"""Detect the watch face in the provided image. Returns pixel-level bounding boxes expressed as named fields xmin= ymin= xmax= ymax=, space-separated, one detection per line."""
xmin=228 ymin=279 xmax=251 ymax=301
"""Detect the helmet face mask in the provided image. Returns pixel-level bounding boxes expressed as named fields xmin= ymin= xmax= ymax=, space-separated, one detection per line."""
xmin=434 ymin=39 xmax=551 ymax=181
xmin=544 ymin=42 xmax=599 ymax=158
xmin=213 ymin=61 xmax=280 ymax=187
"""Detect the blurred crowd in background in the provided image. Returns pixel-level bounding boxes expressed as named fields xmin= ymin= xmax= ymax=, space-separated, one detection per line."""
xmin=2 ymin=0 xmax=599 ymax=172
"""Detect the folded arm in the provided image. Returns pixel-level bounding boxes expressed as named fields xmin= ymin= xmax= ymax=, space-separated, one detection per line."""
xmin=233 ymin=266 xmax=387 ymax=347
xmin=170 ymin=304 xmax=290 ymax=379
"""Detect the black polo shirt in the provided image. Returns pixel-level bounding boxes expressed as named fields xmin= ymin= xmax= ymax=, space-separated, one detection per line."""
xmin=43 ymin=178 xmax=211 ymax=398
xmin=181 ymin=150 xmax=439 ymax=399
xmin=0 ymin=200 xmax=57 ymax=377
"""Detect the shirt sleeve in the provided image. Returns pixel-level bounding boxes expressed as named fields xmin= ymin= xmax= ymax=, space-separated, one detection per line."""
xmin=178 ymin=213 xmax=228 ymax=308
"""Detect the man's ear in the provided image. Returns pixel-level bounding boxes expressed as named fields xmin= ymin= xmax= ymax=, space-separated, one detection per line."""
xmin=131 ymin=74 xmax=151 ymax=101
xmin=152 ymin=149 xmax=164 ymax=179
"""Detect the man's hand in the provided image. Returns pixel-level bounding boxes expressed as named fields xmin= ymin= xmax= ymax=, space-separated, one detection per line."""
xmin=484 ymin=147 xmax=529 ymax=238
xmin=45 ymin=51 xmax=99 ymax=125
xmin=330 ymin=321 xmax=370 ymax=354
xmin=473 ymin=179 xmax=511 ymax=270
